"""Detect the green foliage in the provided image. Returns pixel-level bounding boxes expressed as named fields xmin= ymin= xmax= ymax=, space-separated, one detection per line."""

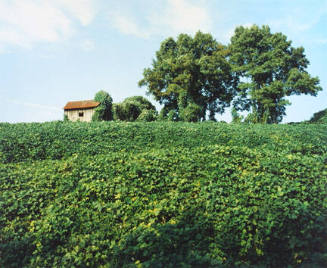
xmin=114 ymin=101 xmax=141 ymax=121
xmin=1 ymin=121 xmax=327 ymax=267
xmin=158 ymin=106 xmax=170 ymax=121
xmin=167 ymin=110 xmax=179 ymax=121
xmin=177 ymin=92 xmax=202 ymax=122
xmin=113 ymin=96 xmax=156 ymax=122
xmin=180 ymin=103 xmax=202 ymax=122
xmin=231 ymin=108 xmax=244 ymax=123
xmin=310 ymin=108 xmax=327 ymax=123
xmin=229 ymin=25 xmax=322 ymax=123
xmin=124 ymin=96 xmax=156 ymax=111
xmin=1 ymin=121 xmax=327 ymax=164
xmin=139 ymin=31 xmax=236 ymax=121
xmin=137 ymin=109 xmax=157 ymax=122
xmin=92 ymin=90 xmax=113 ymax=121
xmin=139 ymin=26 xmax=322 ymax=124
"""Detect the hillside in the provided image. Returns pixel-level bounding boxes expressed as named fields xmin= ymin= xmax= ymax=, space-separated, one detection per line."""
xmin=1 ymin=121 xmax=327 ymax=267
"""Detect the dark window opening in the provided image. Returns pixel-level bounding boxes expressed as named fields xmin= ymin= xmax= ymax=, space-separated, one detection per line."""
xmin=79 ymin=112 xmax=84 ymax=117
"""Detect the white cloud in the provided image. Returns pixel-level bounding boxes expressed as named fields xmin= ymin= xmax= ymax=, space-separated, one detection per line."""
xmin=267 ymin=4 xmax=327 ymax=46
xmin=268 ymin=3 xmax=327 ymax=35
xmin=109 ymin=0 xmax=212 ymax=38
xmin=0 ymin=0 xmax=95 ymax=50
xmin=111 ymin=14 xmax=150 ymax=38
xmin=56 ymin=0 xmax=95 ymax=26
xmin=157 ymin=0 xmax=212 ymax=34
xmin=0 ymin=28 xmax=25 ymax=47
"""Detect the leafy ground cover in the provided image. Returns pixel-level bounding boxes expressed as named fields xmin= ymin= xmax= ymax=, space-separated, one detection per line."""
xmin=1 ymin=121 xmax=327 ymax=267
xmin=1 ymin=121 xmax=327 ymax=164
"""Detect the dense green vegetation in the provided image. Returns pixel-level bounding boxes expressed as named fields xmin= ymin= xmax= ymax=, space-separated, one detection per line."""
xmin=88 ymin=25 xmax=322 ymax=125
xmin=92 ymin=91 xmax=114 ymax=122
xmin=139 ymin=25 xmax=322 ymax=123
xmin=1 ymin=121 xmax=327 ymax=267
xmin=113 ymin=96 xmax=157 ymax=122
xmin=228 ymin=25 xmax=322 ymax=123
xmin=139 ymin=31 xmax=235 ymax=122
xmin=310 ymin=108 xmax=327 ymax=124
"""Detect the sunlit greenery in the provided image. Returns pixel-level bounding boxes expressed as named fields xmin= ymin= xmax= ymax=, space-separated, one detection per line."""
xmin=1 ymin=121 xmax=326 ymax=267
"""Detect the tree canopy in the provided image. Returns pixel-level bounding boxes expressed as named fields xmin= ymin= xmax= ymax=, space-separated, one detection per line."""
xmin=139 ymin=26 xmax=322 ymax=123
xmin=139 ymin=31 xmax=236 ymax=122
xmin=229 ymin=25 xmax=322 ymax=123
xmin=92 ymin=90 xmax=113 ymax=121
xmin=113 ymin=96 xmax=157 ymax=122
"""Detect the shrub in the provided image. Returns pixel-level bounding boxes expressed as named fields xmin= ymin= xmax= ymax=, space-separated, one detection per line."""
xmin=113 ymin=96 xmax=156 ymax=122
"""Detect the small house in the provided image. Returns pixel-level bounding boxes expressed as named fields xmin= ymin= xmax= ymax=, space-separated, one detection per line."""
xmin=63 ymin=100 xmax=100 ymax=122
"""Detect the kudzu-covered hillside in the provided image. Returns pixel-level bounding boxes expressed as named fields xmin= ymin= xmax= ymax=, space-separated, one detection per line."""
xmin=1 ymin=121 xmax=327 ymax=267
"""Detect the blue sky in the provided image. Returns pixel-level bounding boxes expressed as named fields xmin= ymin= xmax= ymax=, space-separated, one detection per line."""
xmin=1 ymin=0 xmax=326 ymax=123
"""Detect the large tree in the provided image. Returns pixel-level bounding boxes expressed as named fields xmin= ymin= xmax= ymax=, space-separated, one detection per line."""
xmin=92 ymin=90 xmax=113 ymax=121
xmin=229 ymin=25 xmax=322 ymax=123
xmin=139 ymin=31 xmax=236 ymax=121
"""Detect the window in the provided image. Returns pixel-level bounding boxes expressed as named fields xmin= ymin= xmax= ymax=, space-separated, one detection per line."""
xmin=79 ymin=112 xmax=84 ymax=117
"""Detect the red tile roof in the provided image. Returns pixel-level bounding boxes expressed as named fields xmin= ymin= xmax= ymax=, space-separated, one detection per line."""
xmin=64 ymin=100 xmax=100 ymax=110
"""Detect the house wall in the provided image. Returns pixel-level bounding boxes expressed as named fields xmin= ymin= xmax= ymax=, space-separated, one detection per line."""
xmin=64 ymin=108 xmax=95 ymax=122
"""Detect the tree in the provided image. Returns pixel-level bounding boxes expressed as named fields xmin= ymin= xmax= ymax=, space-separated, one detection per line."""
xmin=229 ymin=25 xmax=322 ymax=123
xmin=113 ymin=96 xmax=157 ymax=121
xmin=139 ymin=31 xmax=236 ymax=121
xmin=92 ymin=90 xmax=113 ymax=121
